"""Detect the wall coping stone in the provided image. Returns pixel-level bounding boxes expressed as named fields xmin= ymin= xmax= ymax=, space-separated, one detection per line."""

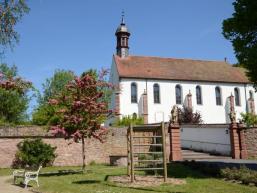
xmin=181 ymin=124 xmax=230 ymax=128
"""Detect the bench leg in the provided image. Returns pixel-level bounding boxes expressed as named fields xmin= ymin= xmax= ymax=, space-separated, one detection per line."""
xmin=24 ymin=179 xmax=28 ymax=188
xmin=13 ymin=176 xmax=16 ymax=184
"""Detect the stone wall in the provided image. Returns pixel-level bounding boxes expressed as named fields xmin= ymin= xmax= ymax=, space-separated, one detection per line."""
xmin=0 ymin=126 xmax=127 ymax=168
xmin=244 ymin=127 xmax=257 ymax=158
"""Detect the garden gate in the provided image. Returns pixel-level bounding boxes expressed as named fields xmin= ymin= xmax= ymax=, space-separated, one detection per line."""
xmin=127 ymin=122 xmax=167 ymax=183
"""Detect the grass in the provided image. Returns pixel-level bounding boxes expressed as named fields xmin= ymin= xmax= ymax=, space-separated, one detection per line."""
xmin=1 ymin=163 xmax=257 ymax=193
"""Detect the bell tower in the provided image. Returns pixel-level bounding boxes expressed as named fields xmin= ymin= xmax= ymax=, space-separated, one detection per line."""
xmin=115 ymin=12 xmax=130 ymax=58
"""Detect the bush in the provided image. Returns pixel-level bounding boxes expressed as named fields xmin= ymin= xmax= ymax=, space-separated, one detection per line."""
xmin=220 ymin=166 xmax=257 ymax=185
xmin=115 ymin=113 xmax=144 ymax=126
xmin=13 ymin=138 xmax=57 ymax=168
xmin=178 ymin=106 xmax=203 ymax=124
xmin=240 ymin=113 xmax=257 ymax=127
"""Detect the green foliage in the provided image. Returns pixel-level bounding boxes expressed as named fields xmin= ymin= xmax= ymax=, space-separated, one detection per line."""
xmin=221 ymin=166 xmax=257 ymax=185
xmin=0 ymin=64 xmax=32 ymax=124
xmin=13 ymin=138 xmax=56 ymax=168
xmin=222 ymin=0 xmax=257 ymax=90
xmin=32 ymin=69 xmax=74 ymax=125
xmin=115 ymin=113 xmax=144 ymax=126
xmin=0 ymin=88 xmax=29 ymax=123
xmin=0 ymin=0 xmax=30 ymax=54
xmin=240 ymin=112 xmax=257 ymax=127
xmin=41 ymin=69 xmax=75 ymax=104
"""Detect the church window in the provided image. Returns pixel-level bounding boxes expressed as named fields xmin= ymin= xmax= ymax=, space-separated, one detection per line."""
xmin=175 ymin=85 xmax=182 ymax=104
xmin=234 ymin=88 xmax=241 ymax=106
xmin=196 ymin=85 xmax=202 ymax=105
xmin=250 ymin=90 xmax=254 ymax=100
xmin=131 ymin=82 xmax=137 ymax=103
xmin=153 ymin=83 xmax=160 ymax=103
xmin=215 ymin=87 xmax=222 ymax=105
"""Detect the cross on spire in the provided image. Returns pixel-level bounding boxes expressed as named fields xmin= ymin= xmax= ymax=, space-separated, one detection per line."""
xmin=121 ymin=10 xmax=125 ymax=24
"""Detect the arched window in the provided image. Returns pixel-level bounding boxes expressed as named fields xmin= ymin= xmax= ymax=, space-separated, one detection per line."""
xmin=196 ymin=85 xmax=202 ymax=105
xmin=234 ymin=88 xmax=241 ymax=106
xmin=215 ymin=87 xmax=222 ymax=105
xmin=175 ymin=85 xmax=182 ymax=104
xmin=250 ymin=90 xmax=254 ymax=100
xmin=131 ymin=82 xmax=137 ymax=103
xmin=153 ymin=83 xmax=160 ymax=103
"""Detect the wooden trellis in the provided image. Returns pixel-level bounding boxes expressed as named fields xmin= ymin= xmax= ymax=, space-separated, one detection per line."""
xmin=127 ymin=122 xmax=167 ymax=183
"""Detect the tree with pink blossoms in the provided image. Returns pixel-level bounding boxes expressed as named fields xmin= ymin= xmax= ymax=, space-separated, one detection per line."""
xmin=0 ymin=64 xmax=32 ymax=124
xmin=49 ymin=69 xmax=114 ymax=170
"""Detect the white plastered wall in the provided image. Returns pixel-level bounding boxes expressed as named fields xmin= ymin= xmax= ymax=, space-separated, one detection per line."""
xmin=118 ymin=78 xmax=257 ymax=124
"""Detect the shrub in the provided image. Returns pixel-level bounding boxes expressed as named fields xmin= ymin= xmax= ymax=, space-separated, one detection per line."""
xmin=220 ymin=166 xmax=257 ymax=185
xmin=115 ymin=113 xmax=144 ymax=126
xmin=178 ymin=106 xmax=203 ymax=124
xmin=240 ymin=113 xmax=257 ymax=127
xmin=13 ymin=138 xmax=57 ymax=168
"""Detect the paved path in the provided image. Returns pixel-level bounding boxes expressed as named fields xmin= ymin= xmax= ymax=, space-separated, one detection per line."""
xmin=0 ymin=176 xmax=33 ymax=193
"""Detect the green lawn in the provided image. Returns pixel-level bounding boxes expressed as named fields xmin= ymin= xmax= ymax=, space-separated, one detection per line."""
xmin=1 ymin=164 xmax=257 ymax=193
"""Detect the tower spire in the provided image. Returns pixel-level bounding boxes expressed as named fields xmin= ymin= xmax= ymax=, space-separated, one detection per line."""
xmin=115 ymin=11 xmax=130 ymax=58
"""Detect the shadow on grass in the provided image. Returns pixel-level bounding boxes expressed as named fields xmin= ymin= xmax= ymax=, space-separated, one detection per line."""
xmin=72 ymin=180 xmax=101 ymax=184
xmin=167 ymin=163 xmax=206 ymax=179
xmin=104 ymin=175 xmax=186 ymax=193
xmin=40 ymin=169 xmax=84 ymax=177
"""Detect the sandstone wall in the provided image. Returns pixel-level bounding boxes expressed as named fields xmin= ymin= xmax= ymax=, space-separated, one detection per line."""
xmin=0 ymin=126 xmax=127 ymax=168
xmin=244 ymin=127 xmax=257 ymax=158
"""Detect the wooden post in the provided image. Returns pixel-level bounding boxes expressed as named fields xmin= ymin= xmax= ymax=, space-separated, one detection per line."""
xmin=127 ymin=129 xmax=131 ymax=176
xmin=161 ymin=122 xmax=167 ymax=182
xmin=129 ymin=124 xmax=134 ymax=183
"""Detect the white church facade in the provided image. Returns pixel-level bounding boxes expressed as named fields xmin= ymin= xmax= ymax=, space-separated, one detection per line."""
xmin=108 ymin=16 xmax=256 ymax=125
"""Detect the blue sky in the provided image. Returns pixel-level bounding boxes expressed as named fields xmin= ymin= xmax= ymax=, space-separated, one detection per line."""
xmin=1 ymin=0 xmax=236 ymax=110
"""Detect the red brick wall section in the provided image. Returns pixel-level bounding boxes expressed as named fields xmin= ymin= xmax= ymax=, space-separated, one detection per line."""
xmin=0 ymin=126 xmax=127 ymax=168
xmin=229 ymin=123 xmax=240 ymax=159
xmin=168 ymin=123 xmax=182 ymax=161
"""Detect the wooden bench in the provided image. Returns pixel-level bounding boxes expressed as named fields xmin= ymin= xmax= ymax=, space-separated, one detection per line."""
xmin=13 ymin=166 xmax=42 ymax=188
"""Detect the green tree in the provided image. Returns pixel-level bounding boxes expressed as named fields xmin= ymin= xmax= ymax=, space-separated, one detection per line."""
xmin=32 ymin=69 xmax=75 ymax=125
xmin=0 ymin=0 xmax=29 ymax=54
xmin=0 ymin=63 xmax=32 ymax=124
xmin=41 ymin=69 xmax=75 ymax=104
xmin=222 ymin=0 xmax=257 ymax=90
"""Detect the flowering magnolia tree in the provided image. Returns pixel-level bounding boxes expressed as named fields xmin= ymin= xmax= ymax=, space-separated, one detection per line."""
xmin=49 ymin=69 xmax=114 ymax=170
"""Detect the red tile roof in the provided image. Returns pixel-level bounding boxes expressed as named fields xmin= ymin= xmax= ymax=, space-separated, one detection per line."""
xmin=114 ymin=55 xmax=250 ymax=83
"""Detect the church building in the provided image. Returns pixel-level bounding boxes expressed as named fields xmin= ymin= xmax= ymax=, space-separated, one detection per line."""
xmin=108 ymin=15 xmax=256 ymax=124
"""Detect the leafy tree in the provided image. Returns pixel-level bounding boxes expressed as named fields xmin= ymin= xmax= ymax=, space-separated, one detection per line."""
xmin=13 ymin=138 xmax=56 ymax=168
xmin=0 ymin=0 xmax=30 ymax=54
xmin=49 ymin=69 xmax=114 ymax=170
xmin=41 ymin=69 xmax=75 ymax=104
xmin=32 ymin=69 xmax=75 ymax=125
xmin=240 ymin=112 xmax=257 ymax=127
xmin=0 ymin=63 xmax=32 ymax=124
xmin=222 ymin=0 xmax=257 ymax=90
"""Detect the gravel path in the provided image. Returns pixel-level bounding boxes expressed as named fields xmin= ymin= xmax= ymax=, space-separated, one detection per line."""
xmin=0 ymin=176 xmax=33 ymax=193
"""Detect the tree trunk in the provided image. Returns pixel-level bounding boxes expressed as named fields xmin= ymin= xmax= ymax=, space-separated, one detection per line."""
xmin=82 ymin=137 xmax=86 ymax=171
